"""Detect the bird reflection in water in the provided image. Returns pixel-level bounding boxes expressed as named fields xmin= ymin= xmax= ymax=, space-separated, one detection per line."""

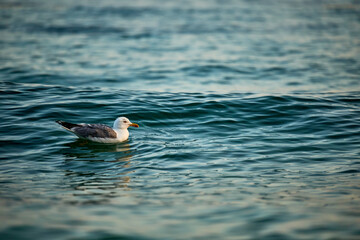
xmin=60 ymin=139 xmax=135 ymax=205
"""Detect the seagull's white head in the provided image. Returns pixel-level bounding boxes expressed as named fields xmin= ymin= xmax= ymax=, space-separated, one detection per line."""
xmin=113 ymin=117 xmax=139 ymax=130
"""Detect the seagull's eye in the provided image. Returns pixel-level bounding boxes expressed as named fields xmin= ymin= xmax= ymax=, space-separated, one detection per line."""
xmin=123 ymin=121 xmax=127 ymax=123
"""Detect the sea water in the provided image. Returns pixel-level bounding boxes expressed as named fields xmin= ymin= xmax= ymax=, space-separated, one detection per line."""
xmin=0 ymin=0 xmax=360 ymax=239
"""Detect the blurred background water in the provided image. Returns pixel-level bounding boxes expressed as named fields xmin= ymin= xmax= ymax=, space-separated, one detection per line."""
xmin=0 ymin=0 xmax=360 ymax=239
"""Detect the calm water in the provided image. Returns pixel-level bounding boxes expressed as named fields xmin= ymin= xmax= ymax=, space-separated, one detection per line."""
xmin=1 ymin=0 xmax=360 ymax=239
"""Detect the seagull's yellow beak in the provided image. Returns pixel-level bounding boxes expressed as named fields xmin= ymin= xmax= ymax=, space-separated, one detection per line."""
xmin=130 ymin=123 xmax=139 ymax=128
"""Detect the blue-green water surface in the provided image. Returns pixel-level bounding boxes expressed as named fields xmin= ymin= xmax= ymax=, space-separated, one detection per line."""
xmin=1 ymin=0 xmax=360 ymax=239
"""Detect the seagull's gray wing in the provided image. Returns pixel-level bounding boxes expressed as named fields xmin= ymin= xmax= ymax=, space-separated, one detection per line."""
xmin=72 ymin=124 xmax=117 ymax=139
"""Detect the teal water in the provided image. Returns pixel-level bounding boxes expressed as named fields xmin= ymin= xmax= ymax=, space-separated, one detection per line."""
xmin=1 ymin=0 xmax=360 ymax=239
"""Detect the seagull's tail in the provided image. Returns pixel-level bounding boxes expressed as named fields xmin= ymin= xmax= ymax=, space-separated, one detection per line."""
xmin=56 ymin=120 xmax=81 ymax=131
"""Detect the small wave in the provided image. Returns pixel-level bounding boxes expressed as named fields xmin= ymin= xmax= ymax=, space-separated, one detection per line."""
xmin=180 ymin=65 xmax=252 ymax=76
xmin=26 ymin=23 xmax=127 ymax=35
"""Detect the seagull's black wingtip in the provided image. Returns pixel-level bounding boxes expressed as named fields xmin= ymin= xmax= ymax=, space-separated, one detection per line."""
xmin=56 ymin=120 xmax=80 ymax=130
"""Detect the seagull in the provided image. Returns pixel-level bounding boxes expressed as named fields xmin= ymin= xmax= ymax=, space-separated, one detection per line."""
xmin=56 ymin=117 xmax=139 ymax=143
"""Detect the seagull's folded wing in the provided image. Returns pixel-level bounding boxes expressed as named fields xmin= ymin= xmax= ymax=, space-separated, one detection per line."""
xmin=73 ymin=124 xmax=117 ymax=139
